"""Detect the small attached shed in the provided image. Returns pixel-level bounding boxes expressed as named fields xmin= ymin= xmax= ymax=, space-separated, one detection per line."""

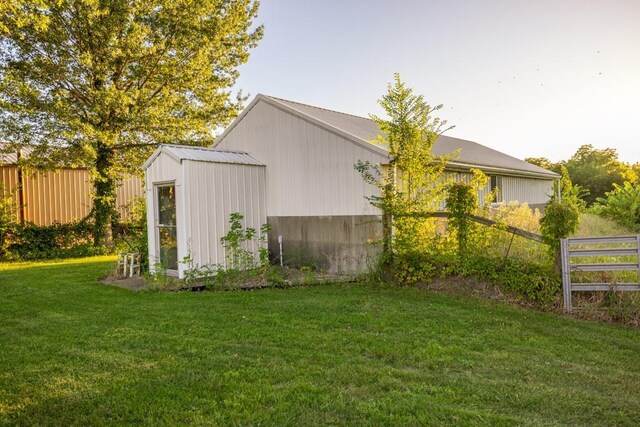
xmin=143 ymin=145 xmax=266 ymax=278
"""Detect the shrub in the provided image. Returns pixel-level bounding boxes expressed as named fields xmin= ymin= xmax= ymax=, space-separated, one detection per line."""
xmin=593 ymin=181 xmax=640 ymax=231
xmin=0 ymin=183 xmax=17 ymax=258
xmin=540 ymin=201 xmax=580 ymax=246
xmin=445 ymin=181 xmax=477 ymax=256
xmin=220 ymin=212 xmax=270 ymax=270
xmin=4 ymin=220 xmax=103 ymax=260
xmin=117 ymin=197 xmax=149 ymax=271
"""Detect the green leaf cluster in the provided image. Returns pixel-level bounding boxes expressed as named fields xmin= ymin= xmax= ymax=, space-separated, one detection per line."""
xmin=445 ymin=181 xmax=476 ymax=255
xmin=355 ymin=74 xmax=456 ymax=255
xmin=594 ymin=181 xmax=640 ymax=231
xmin=220 ymin=212 xmax=270 ymax=271
xmin=527 ymin=144 xmax=637 ymax=207
xmin=0 ymin=0 xmax=263 ymax=244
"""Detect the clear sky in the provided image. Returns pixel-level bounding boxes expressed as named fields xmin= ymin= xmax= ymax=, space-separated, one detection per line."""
xmin=234 ymin=0 xmax=640 ymax=163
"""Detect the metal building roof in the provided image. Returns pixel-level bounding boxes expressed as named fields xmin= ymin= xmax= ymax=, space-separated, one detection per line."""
xmin=257 ymin=95 xmax=559 ymax=179
xmin=143 ymin=144 xmax=263 ymax=169
xmin=0 ymin=143 xmax=34 ymax=165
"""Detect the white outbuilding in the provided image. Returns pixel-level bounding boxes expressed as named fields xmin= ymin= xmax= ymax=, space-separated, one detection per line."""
xmin=143 ymin=145 xmax=266 ymax=278
xmin=144 ymin=94 xmax=560 ymax=276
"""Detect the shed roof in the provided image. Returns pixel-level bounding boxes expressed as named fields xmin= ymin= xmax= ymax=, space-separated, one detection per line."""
xmin=218 ymin=94 xmax=558 ymax=179
xmin=143 ymin=144 xmax=263 ymax=170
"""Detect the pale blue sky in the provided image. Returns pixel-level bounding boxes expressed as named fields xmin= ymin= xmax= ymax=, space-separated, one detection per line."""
xmin=235 ymin=0 xmax=640 ymax=162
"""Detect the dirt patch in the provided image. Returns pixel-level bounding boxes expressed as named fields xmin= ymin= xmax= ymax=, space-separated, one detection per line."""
xmin=216 ymin=267 xmax=357 ymax=290
xmin=414 ymin=275 xmax=504 ymax=299
xmin=102 ymin=276 xmax=147 ymax=291
xmin=100 ymin=267 xmax=358 ymax=292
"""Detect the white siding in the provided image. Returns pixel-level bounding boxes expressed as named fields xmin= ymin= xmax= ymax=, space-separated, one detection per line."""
xmin=501 ymin=176 xmax=553 ymax=205
xmin=182 ymin=160 xmax=266 ymax=271
xmin=438 ymin=171 xmax=553 ymax=206
xmin=215 ymin=100 xmax=384 ymax=216
xmin=145 ymin=150 xmax=267 ymax=278
xmin=145 ymin=152 xmax=183 ymax=275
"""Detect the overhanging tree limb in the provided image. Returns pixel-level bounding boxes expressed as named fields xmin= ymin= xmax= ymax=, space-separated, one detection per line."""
xmin=0 ymin=0 xmax=263 ymax=246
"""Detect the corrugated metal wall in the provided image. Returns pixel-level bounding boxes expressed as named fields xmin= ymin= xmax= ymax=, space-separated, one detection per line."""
xmin=0 ymin=166 xmax=20 ymax=222
xmin=501 ymin=176 xmax=553 ymax=205
xmin=215 ymin=99 xmax=555 ymax=216
xmin=144 ymin=151 xmax=267 ymax=277
xmin=183 ymin=160 xmax=267 ymax=271
xmin=0 ymin=166 xmax=143 ymax=225
xmin=215 ymin=99 xmax=385 ymax=217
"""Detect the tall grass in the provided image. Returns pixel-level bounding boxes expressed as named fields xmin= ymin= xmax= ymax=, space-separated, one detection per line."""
xmin=576 ymin=212 xmax=636 ymax=236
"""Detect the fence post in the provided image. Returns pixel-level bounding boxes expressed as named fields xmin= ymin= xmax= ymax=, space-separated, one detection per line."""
xmin=637 ymin=235 xmax=640 ymax=285
xmin=560 ymin=238 xmax=572 ymax=313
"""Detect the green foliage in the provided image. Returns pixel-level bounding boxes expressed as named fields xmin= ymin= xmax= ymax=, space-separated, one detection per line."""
xmin=2 ymin=220 xmax=106 ymax=260
xmin=540 ymin=201 xmax=580 ymax=248
xmin=179 ymin=250 xmax=216 ymax=288
xmin=550 ymin=165 xmax=588 ymax=211
xmin=0 ymin=183 xmax=17 ymax=257
xmin=220 ymin=212 xmax=270 ymax=271
xmin=602 ymin=290 xmax=640 ymax=325
xmin=528 ymin=146 xmax=637 ymax=208
xmin=540 ymin=168 xmax=581 ymax=266
xmin=0 ymin=183 xmax=111 ymax=260
xmin=388 ymin=242 xmax=559 ymax=308
xmin=354 ymin=73 xmax=455 ymax=255
xmin=0 ymin=0 xmax=263 ymax=245
xmin=593 ymin=181 xmax=640 ymax=231
xmin=564 ymin=145 xmax=626 ymax=206
xmin=117 ymin=197 xmax=148 ymax=271
xmin=354 ymin=75 xmax=561 ymax=306
xmin=392 ymin=250 xmax=438 ymax=284
xmin=258 ymin=223 xmax=271 ymax=266
xmin=445 ymin=181 xmax=478 ymax=256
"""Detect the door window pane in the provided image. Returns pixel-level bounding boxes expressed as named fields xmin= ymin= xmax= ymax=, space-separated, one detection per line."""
xmin=157 ymin=185 xmax=176 ymax=226
xmin=156 ymin=184 xmax=177 ymax=270
xmin=158 ymin=225 xmax=178 ymax=270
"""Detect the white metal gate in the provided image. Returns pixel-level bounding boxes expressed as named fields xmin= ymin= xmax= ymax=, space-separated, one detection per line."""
xmin=560 ymin=235 xmax=640 ymax=313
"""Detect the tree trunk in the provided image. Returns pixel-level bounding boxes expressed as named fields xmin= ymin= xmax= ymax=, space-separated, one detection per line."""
xmin=93 ymin=143 xmax=116 ymax=247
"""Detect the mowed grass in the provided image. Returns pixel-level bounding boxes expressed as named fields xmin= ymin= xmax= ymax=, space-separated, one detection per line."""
xmin=1 ymin=258 xmax=639 ymax=426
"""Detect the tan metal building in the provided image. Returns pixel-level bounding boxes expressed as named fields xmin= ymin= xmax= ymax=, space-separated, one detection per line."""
xmin=0 ymin=161 xmax=143 ymax=225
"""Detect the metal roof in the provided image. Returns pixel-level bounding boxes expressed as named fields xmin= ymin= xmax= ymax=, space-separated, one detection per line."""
xmin=143 ymin=144 xmax=263 ymax=169
xmin=262 ymin=95 xmax=559 ymax=179
xmin=0 ymin=143 xmax=34 ymax=165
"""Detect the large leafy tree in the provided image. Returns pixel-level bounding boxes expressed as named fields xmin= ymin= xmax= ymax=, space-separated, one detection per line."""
xmin=524 ymin=157 xmax=562 ymax=175
xmin=564 ymin=144 xmax=626 ymax=206
xmin=0 ymin=0 xmax=263 ymax=245
xmin=355 ymin=74 xmax=455 ymax=255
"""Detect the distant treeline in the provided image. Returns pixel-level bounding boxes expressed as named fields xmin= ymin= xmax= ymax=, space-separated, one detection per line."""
xmin=526 ymin=144 xmax=640 ymax=206
xmin=527 ymin=145 xmax=640 ymax=231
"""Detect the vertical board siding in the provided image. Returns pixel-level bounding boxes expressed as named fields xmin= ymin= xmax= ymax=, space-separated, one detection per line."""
xmin=501 ymin=176 xmax=553 ymax=205
xmin=182 ymin=160 xmax=267 ymax=272
xmin=145 ymin=151 xmax=267 ymax=278
xmin=21 ymin=168 xmax=92 ymax=225
xmin=0 ymin=166 xmax=20 ymax=221
xmin=115 ymin=174 xmax=144 ymax=219
xmin=1 ymin=166 xmax=144 ymax=225
xmin=215 ymin=99 xmax=556 ymax=215
xmin=215 ymin=100 xmax=384 ymax=217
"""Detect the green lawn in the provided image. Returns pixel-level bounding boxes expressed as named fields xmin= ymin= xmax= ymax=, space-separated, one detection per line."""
xmin=1 ymin=257 xmax=639 ymax=426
